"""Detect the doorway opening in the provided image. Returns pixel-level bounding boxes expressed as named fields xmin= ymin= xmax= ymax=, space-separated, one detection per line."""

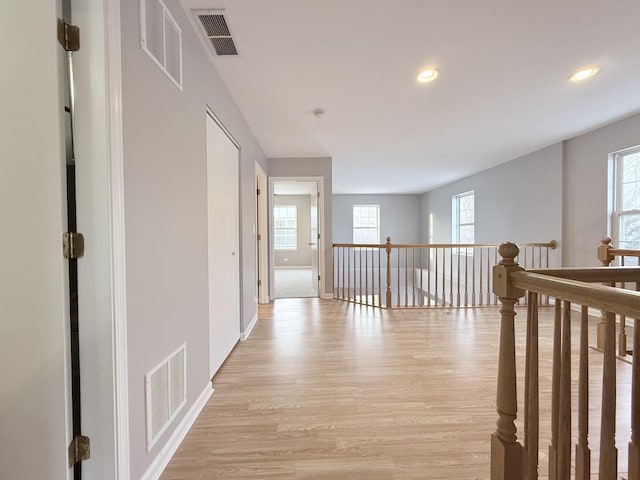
xmin=270 ymin=179 xmax=322 ymax=299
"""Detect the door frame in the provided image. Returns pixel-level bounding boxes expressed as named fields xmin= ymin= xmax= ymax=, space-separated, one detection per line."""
xmin=256 ymin=163 xmax=269 ymax=303
xmin=76 ymin=0 xmax=130 ymax=477
xmin=268 ymin=176 xmax=325 ymax=299
xmin=205 ymin=106 xmax=242 ymax=377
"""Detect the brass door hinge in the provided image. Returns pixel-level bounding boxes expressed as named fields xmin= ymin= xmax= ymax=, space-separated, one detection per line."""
xmin=63 ymin=232 xmax=85 ymax=259
xmin=57 ymin=19 xmax=80 ymax=52
xmin=258 ymin=279 xmax=262 ymax=287
xmin=68 ymin=435 xmax=90 ymax=467
xmin=318 ymin=275 xmax=321 ymax=281
xmin=256 ymin=188 xmax=260 ymax=195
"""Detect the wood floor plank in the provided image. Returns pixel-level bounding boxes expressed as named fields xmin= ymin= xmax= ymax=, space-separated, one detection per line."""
xmin=160 ymin=298 xmax=632 ymax=480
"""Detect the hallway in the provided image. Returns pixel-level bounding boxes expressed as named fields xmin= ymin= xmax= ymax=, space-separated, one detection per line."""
xmin=160 ymin=299 xmax=631 ymax=479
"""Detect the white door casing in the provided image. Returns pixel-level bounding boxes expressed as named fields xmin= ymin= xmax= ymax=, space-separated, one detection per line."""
xmin=206 ymin=111 xmax=241 ymax=378
xmin=269 ymin=176 xmax=325 ymax=300
xmin=256 ymin=163 xmax=269 ymax=303
xmin=309 ymin=183 xmax=319 ymax=296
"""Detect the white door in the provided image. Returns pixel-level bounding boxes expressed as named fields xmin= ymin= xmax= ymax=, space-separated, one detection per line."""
xmin=206 ymin=113 xmax=240 ymax=378
xmin=310 ymin=183 xmax=320 ymax=296
xmin=1 ymin=2 xmax=72 ymax=479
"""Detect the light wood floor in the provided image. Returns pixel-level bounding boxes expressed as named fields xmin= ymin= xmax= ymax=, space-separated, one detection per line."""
xmin=160 ymin=299 xmax=632 ymax=480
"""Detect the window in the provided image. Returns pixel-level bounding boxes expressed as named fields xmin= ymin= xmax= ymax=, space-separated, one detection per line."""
xmin=353 ymin=205 xmax=380 ymax=244
xmin=452 ymin=191 xmax=474 ymax=244
xmin=140 ymin=0 xmax=183 ymax=90
xmin=613 ymin=147 xmax=640 ymax=249
xmin=273 ymin=205 xmax=297 ymax=250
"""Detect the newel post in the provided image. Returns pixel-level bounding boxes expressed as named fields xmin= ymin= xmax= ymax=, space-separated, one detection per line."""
xmin=596 ymin=236 xmax=613 ymax=349
xmin=385 ymin=237 xmax=392 ymax=308
xmin=491 ymin=242 xmax=525 ymax=480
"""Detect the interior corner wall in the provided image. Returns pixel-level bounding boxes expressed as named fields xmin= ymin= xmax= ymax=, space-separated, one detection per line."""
xmin=332 ymin=194 xmax=422 ymax=244
xmin=268 ymin=157 xmax=333 ymax=294
xmin=421 ymin=143 xmax=563 ymax=263
xmin=562 ymin=112 xmax=640 ymax=267
xmin=120 ymin=0 xmax=267 ymax=477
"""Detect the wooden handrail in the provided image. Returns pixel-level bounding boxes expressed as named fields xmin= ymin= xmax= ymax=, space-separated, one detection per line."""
xmin=598 ymin=235 xmax=640 ymax=265
xmin=509 ymin=270 xmax=640 ymax=318
xmin=527 ymin=267 xmax=640 ymax=283
xmin=491 ymin=242 xmax=639 ymax=480
xmin=333 ymin=240 xmax=557 ymax=249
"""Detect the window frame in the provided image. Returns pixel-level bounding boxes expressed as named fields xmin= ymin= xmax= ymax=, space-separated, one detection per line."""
xmin=452 ymin=191 xmax=475 ymax=255
xmin=612 ymin=145 xmax=640 ymax=250
xmin=273 ymin=205 xmax=298 ymax=251
xmin=352 ymin=205 xmax=381 ymax=245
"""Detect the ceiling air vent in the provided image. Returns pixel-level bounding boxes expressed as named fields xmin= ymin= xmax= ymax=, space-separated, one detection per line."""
xmin=193 ymin=10 xmax=239 ymax=56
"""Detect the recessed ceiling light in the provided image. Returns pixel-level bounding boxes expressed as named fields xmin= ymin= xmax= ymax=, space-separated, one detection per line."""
xmin=569 ymin=66 xmax=600 ymax=82
xmin=417 ymin=68 xmax=439 ymax=83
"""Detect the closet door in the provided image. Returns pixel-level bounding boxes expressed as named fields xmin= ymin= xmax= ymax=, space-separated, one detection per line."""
xmin=206 ymin=113 xmax=240 ymax=378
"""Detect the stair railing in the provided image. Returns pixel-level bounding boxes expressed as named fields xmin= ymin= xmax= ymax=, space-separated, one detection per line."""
xmin=492 ymin=242 xmax=640 ymax=480
xmin=597 ymin=235 xmax=640 ymax=355
xmin=332 ymin=238 xmax=557 ymax=308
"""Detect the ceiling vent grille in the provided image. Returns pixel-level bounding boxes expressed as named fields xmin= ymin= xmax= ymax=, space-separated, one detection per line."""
xmin=193 ymin=11 xmax=239 ymax=56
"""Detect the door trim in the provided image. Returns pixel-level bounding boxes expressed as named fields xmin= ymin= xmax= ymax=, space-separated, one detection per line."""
xmin=268 ymin=176 xmax=325 ymax=299
xmin=104 ymin=0 xmax=130 ymax=476
xmin=256 ymin=163 xmax=269 ymax=303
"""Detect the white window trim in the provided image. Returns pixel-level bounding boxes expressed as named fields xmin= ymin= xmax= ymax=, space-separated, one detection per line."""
xmin=452 ymin=191 xmax=475 ymax=255
xmin=612 ymin=145 xmax=640 ymax=251
xmin=353 ymin=205 xmax=381 ymax=245
xmin=140 ymin=0 xmax=183 ymax=91
xmin=273 ymin=205 xmax=297 ymax=251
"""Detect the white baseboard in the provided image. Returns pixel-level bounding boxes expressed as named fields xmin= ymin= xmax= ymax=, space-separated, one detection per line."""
xmin=241 ymin=313 xmax=258 ymax=341
xmin=140 ymin=382 xmax=214 ymax=480
xmin=321 ymin=292 xmax=335 ymax=300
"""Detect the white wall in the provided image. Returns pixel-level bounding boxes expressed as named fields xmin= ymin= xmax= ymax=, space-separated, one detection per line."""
xmin=333 ymin=194 xmax=422 ymax=244
xmin=0 ymin=1 xmax=71 ymax=478
xmin=269 ymin=158 xmax=333 ymax=294
xmin=421 ymin=143 xmax=563 ymax=257
xmin=421 ymin=112 xmax=640 ymax=269
xmin=120 ymin=0 xmax=267 ymax=476
xmin=274 ymin=195 xmax=313 ymax=267
xmin=563 ymin=112 xmax=640 ymax=266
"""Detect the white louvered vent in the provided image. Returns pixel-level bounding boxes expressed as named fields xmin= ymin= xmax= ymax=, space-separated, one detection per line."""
xmin=145 ymin=344 xmax=187 ymax=451
xmin=140 ymin=0 xmax=183 ymax=90
xmin=193 ymin=10 xmax=239 ymax=56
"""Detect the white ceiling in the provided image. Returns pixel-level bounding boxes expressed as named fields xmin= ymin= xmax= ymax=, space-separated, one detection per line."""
xmin=180 ymin=0 xmax=640 ymax=194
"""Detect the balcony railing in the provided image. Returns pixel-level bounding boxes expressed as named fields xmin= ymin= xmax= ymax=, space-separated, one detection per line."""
xmin=491 ymin=242 xmax=640 ymax=480
xmin=597 ymin=235 xmax=640 ymax=356
xmin=332 ymin=238 xmax=557 ymax=308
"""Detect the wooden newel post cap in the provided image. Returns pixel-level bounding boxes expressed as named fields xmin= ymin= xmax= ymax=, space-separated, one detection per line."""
xmin=597 ymin=235 xmax=613 ymax=264
xmin=494 ymin=242 xmax=524 ymax=299
xmin=498 ymin=242 xmax=519 ymax=266
xmin=385 ymin=237 xmax=392 ymax=254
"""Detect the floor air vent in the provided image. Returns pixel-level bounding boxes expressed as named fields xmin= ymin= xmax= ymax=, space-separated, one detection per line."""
xmin=145 ymin=344 xmax=187 ymax=450
xmin=193 ymin=10 xmax=239 ymax=56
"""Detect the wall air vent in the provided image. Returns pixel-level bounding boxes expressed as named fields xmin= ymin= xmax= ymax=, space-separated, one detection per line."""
xmin=193 ymin=10 xmax=239 ymax=56
xmin=145 ymin=344 xmax=187 ymax=451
